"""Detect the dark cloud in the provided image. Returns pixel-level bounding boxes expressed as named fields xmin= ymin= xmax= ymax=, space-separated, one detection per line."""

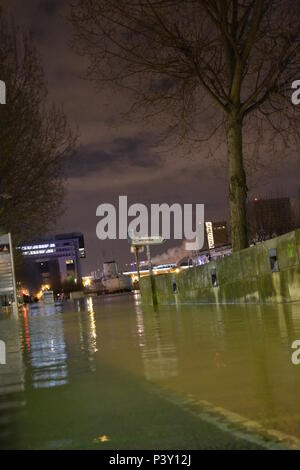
xmin=67 ymin=136 xmax=162 ymax=178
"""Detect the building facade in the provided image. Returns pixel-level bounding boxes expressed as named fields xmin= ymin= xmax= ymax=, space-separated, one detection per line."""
xmin=19 ymin=233 xmax=85 ymax=294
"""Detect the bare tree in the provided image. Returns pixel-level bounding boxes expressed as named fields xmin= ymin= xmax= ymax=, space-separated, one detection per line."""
xmin=0 ymin=11 xmax=76 ymax=243
xmin=70 ymin=0 xmax=300 ymax=251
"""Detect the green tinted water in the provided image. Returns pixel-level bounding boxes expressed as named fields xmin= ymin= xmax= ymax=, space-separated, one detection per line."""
xmin=1 ymin=294 xmax=300 ymax=449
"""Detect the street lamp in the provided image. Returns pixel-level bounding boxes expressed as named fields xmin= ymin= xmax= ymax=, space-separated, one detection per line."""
xmin=128 ymin=231 xmax=165 ymax=306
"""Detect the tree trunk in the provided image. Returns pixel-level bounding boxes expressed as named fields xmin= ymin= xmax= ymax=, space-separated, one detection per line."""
xmin=227 ymin=109 xmax=248 ymax=252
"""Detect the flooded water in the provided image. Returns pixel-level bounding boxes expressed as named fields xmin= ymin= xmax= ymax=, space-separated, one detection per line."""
xmin=1 ymin=294 xmax=300 ymax=449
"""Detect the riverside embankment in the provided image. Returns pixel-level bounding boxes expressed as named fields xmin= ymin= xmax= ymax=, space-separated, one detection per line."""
xmin=140 ymin=229 xmax=300 ymax=305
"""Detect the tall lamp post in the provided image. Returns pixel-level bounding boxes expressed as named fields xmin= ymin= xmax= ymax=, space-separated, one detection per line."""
xmin=128 ymin=231 xmax=165 ymax=307
xmin=130 ymin=244 xmax=143 ymax=285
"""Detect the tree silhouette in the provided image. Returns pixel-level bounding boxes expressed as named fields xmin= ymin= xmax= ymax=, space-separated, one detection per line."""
xmin=0 ymin=11 xmax=76 ymax=242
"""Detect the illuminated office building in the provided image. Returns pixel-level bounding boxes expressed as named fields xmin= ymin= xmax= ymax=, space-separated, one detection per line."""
xmin=19 ymin=233 xmax=85 ymax=293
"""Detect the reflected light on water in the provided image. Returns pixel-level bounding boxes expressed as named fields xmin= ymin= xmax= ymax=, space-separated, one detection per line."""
xmin=134 ymin=293 xmax=178 ymax=381
xmin=77 ymin=297 xmax=98 ymax=363
xmin=87 ymin=297 xmax=98 ymax=353
xmin=27 ymin=304 xmax=68 ymax=389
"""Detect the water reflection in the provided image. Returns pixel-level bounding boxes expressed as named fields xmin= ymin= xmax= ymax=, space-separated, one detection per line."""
xmin=1 ymin=294 xmax=300 ymax=448
xmin=76 ymin=297 xmax=98 ymax=372
xmin=0 ymin=308 xmax=25 ymax=449
xmin=133 ymin=298 xmax=300 ymax=436
xmin=21 ymin=304 xmax=68 ymax=389
xmin=19 ymin=297 xmax=100 ymax=388
xmin=134 ymin=293 xmax=178 ymax=381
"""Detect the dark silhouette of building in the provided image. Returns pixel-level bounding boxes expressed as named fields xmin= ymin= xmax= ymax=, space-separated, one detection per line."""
xmin=291 ymin=189 xmax=300 ymax=229
xmin=247 ymin=197 xmax=294 ymax=243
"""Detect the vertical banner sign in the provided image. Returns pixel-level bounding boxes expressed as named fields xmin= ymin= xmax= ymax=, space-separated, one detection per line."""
xmin=0 ymin=233 xmax=18 ymax=313
xmin=205 ymin=222 xmax=215 ymax=250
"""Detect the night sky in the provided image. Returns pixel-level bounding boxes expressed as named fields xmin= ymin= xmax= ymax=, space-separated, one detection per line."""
xmin=3 ymin=0 xmax=300 ymax=274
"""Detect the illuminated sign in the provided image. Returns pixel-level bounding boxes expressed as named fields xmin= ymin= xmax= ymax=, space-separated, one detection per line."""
xmin=205 ymin=222 xmax=215 ymax=249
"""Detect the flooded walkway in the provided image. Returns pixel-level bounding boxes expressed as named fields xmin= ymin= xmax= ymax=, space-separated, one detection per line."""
xmin=1 ymin=294 xmax=300 ymax=449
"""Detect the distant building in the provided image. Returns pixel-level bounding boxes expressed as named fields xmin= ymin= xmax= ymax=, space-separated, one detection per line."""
xmin=55 ymin=232 xmax=86 ymax=259
xmin=204 ymin=221 xmax=229 ymax=249
xmin=247 ymin=197 xmax=294 ymax=243
xmin=18 ymin=232 xmax=85 ymax=293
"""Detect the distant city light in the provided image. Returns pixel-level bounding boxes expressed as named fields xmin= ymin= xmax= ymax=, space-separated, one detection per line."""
xmin=83 ymin=276 xmax=92 ymax=287
xmin=21 ymin=243 xmax=56 ymax=256
xmin=41 ymin=284 xmax=51 ymax=291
